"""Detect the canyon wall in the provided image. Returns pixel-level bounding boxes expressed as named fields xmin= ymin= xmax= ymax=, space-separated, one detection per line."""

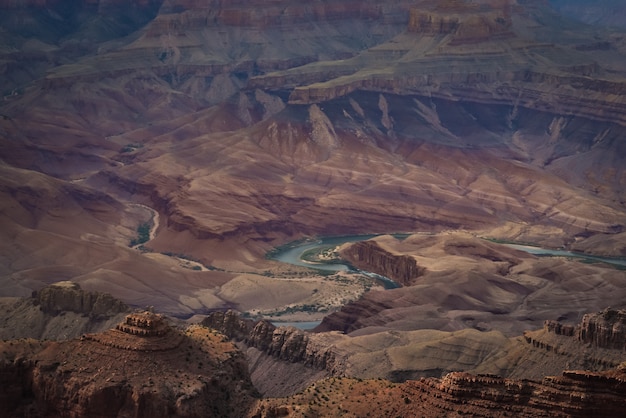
xmin=542 ymin=308 xmax=626 ymax=351
xmin=35 ymin=281 xmax=129 ymax=318
xmin=203 ymin=311 xmax=344 ymax=375
xmin=0 ymin=282 xmax=130 ymax=341
xmin=339 ymin=240 xmax=425 ymax=286
xmin=414 ymin=368 xmax=626 ymax=417
xmin=578 ymin=308 xmax=626 ymax=350
xmin=251 ymin=365 xmax=626 ymax=417
xmin=0 ymin=313 xmax=257 ymax=418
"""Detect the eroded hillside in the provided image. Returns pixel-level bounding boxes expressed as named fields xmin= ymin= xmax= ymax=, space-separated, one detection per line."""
xmin=1 ymin=0 xmax=625 ymax=318
xmin=1 ymin=3 xmax=626 ymax=415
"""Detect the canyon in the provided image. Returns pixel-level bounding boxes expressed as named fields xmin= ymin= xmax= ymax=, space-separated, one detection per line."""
xmin=1 ymin=0 xmax=626 ymax=416
xmin=1 ymin=284 xmax=625 ymax=416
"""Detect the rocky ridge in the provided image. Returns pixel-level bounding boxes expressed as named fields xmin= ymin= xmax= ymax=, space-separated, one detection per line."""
xmin=203 ymin=311 xmax=344 ymax=374
xmin=0 ymin=282 xmax=130 ymax=341
xmin=2 ymin=300 xmax=626 ymax=416
xmin=0 ymin=310 xmax=257 ymax=418
xmin=35 ymin=281 xmax=129 ymax=317
xmin=205 ymin=307 xmax=626 ymax=384
xmin=249 ymin=367 xmax=626 ymax=417
xmin=316 ymin=233 xmax=626 ymax=337
xmin=250 ymin=0 xmax=626 ymax=128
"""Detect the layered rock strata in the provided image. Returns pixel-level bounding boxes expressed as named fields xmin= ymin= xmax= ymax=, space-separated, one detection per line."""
xmin=0 ymin=282 xmax=130 ymax=341
xmin=0 ymin=318 xmax=256 ymax=417
xmin=35 ymin=281 xmax=129 ymax=318
xmin=578 ymin=309 xmax=626 ymax=350
xmin=85 ymin=310 xmax=185 ymax=351
xmin=419 ymin=368 xmax=626 ymax=417
xmin=248 ymin=1 xmax=626 ymax=128
xmin=539 ymin=308 xmax=626 ymax=351
xmin=339 ymin=240 xmax=425 ymax=286
xmin=250 ymin=367 xmax=626 ymax=417
xmin=203 ymin=311 xmax=344 ymax=374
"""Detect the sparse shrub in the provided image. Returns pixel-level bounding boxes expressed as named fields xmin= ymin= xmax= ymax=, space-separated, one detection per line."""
xmin=130 ymin=222 xmax=151 ymax=246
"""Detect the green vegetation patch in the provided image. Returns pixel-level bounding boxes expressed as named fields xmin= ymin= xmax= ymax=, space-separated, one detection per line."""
xmin=301 ymin=245 xmax=343 ymax=264
xmin=129 ymin=222 xmax=150 ymax=247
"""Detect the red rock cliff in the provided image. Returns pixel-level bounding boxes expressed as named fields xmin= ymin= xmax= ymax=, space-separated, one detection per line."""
xmin=0 ymin=319 xmax=257 ymax=417
xmin=339 ymin=240 xmax=425 ymax=286
xmin=578 ymin=308 xmax=626 ymax=350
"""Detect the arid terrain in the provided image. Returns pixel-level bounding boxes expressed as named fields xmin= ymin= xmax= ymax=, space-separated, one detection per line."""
xmin=1 ymin=284 xmax=625 ymax=417
xmin=1 ymin=0 xmax=626 ymax=416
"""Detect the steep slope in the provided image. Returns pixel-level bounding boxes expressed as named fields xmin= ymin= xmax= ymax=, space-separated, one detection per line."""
xmin=205 ymin=308 xmax=626 ymax=390
xmin=0 ymin=311 xmax=257 ymax=418
xmin=249 ymin=367 xmax=626 ymax=418
xmin=318 ymin=233 xmax=626 ymax=336
xmin=0 ymin=294 xmax=626 ymax=417
xmin=0 ymin=0 xmax=625 ymax=317
xmin=0 ymin=281 xmax=129 ymax=340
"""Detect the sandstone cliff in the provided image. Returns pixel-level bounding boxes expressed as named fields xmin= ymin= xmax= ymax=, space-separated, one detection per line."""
xmin=0 ymin=312 xmax=257 ymax=418
xmin=203 ymin=311 xmax=344 ymax=374
xmin=249 ymin=366 xmax=626 ymax=417
xmin=536 ymin=308 xmax=626 ymax=351
xmin=246 ymin=0 xmax=626 ymax=130
xmin=35 ymin=281 xmax=129 ymax=317
xmin=578 ymin=308 xmax=626 ymax=350
xmin=0 ymin=282 xmax=129 ymax=341
xmin=339 ymin=239 xmax=425 ymax=286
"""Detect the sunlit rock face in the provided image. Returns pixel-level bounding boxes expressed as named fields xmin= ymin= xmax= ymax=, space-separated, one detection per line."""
xmin=2 ymin=2 xmax=626 ymax=416
xmin=0 ymin=321 xmax=257 ymax=418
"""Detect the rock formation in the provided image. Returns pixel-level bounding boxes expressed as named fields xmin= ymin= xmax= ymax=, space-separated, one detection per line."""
xmin=420 ymin=368 xmax=626 ymax=417
xmin=116 ymin=311 xmax=170 ymax=336
xmin=203 ymin=311 xmax=343 ymax=374
xmin=339 ymin=239 xmax=425 ymax=286
xmin=0 ymin=316 xmax=257 ymax=417
xmin=408 ymin=0 xmax=514 ymax=43
xmin=533 ymin=308 xmax=626 ymax=351
xmin=316 ymin=233 xmax=626 ymax=337
xmin=249 ymin=366 xmax=626 ymax=417
xmin=1 ymin=5 xmax=626 ymax=412
xmin=35 ymin=281 xmax=129 ymax=318
xmin=3 ymin=301 xmax=626 ymax=416
xmin=0 ymin=282 xmax=130 ymax=341
xmin=1 ymin=0 xmax=626 ymax=316
xmin=578 ymin=308 xmax=626 ymax=350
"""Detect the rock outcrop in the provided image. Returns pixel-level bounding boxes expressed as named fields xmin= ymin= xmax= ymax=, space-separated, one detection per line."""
xmin=251 ymin=366 xmax=626 ymax=417
xmin=316 ymin=234 xmax=626 ymax=338
xmin=578 ymin=308 xmax=626 ymax=350
xmin=420 ymin=368 xmax=626 ymax=417
xmin=0 ymin=282 xmax=130 ymax=341
xmin=203 ymin=311 xmax=341 ymax=397
xmin=339 ymin=240 xmax=425 ymax=286
xmin=203 ymin=311 xmax=344 ymax=374
xmin=535 ymin=308 xmax=626 ymax=351
xmin=0 ymin=317 xmax=257 ymax=418
xmin=408 ymin=1 xmax=514 ymax=43
xmin=35 ymin=281 xmax=129 ymax=318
